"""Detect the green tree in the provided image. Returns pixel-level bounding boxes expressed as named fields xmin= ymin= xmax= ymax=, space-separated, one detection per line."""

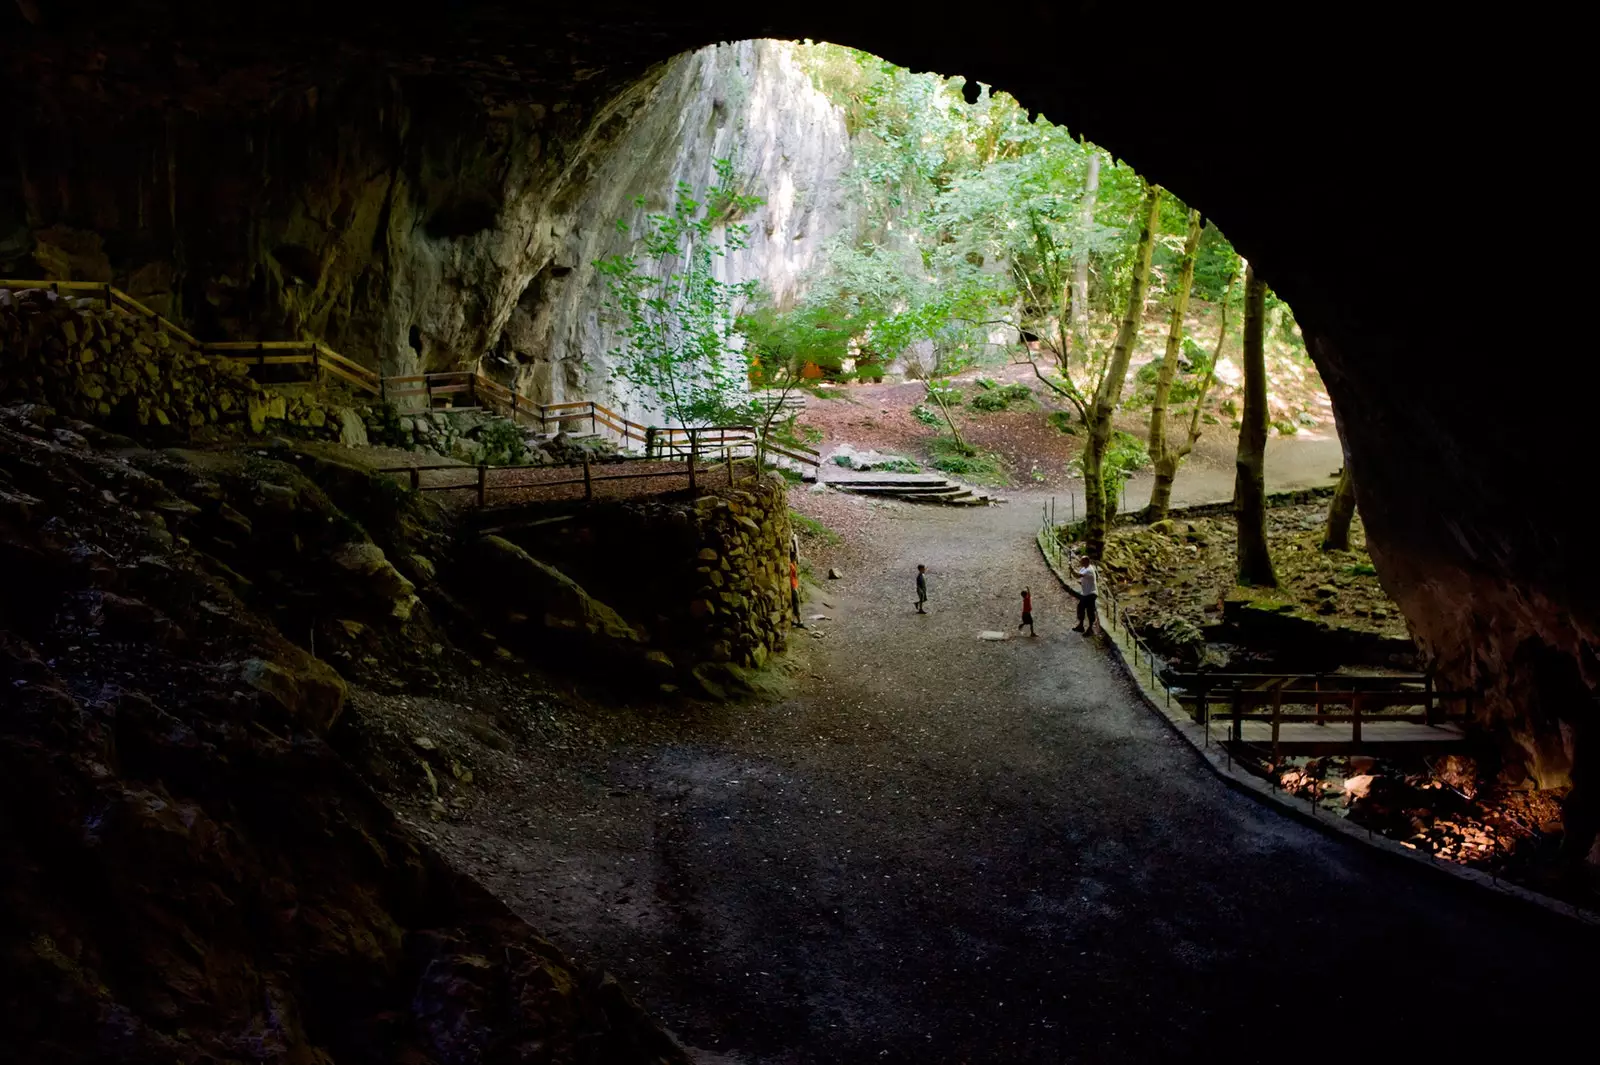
xmin=1322 ymin=464 xmax=1357 ymax=550
xmin=598 ymin=159 xmax=764 ymax=427
xmin=1145 ymin=271 xmax=1235 ymax=522
xmin=1080 ymin=184 xmax=1163 ymax=558
xmin=1142 ymin=208 xmax=1203 ymax=522
xmin=1234 ymin=265 xmax=1277 ymax=586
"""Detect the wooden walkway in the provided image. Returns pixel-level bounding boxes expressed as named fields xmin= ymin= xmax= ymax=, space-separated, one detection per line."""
xmin=1225 ymin=718 xmax=1468 ymax=755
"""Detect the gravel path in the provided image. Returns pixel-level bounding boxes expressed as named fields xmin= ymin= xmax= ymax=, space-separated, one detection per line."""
xmin=417 ymin=487 xmax=1592 ymax=1064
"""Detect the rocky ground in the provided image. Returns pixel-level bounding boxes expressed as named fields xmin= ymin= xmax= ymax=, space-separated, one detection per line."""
xmin=0 ymin=401 xmax=690 ymax=1063
xmin=1095 ymin=501 xmax=1414 ymax=670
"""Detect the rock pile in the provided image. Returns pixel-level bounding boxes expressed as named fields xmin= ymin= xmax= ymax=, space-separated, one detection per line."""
xmin=0 ymin=286 xmax=356 ymax=443
xmin=371 ymin=405 xmax=626 ymax=467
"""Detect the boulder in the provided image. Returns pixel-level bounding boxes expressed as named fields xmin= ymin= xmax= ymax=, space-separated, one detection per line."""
xmin=467 ymin=536 xmax=667 ymax=680
xmin=336 ymin=406 xmax=369 ymax=447
xmin=235 ymin=653 xmax=347 ymax=732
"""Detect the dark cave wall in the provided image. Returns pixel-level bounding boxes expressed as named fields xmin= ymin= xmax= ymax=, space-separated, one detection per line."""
xmin=2 ymin=1 xmax=1595 ymax=792
xmin=3 ymin=53 xmax=668 ymax=379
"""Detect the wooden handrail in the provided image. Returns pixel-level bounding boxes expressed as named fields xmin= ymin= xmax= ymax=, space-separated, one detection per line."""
xmin=2 ymin=278 xmax=380 ymax=395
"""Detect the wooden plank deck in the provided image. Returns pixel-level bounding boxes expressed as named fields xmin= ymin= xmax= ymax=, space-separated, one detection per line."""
xmin=1226 ymin=719 xmax=1468 ymax=755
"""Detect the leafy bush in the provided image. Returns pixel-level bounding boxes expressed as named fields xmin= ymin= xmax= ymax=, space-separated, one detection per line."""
xmin=1102 ymin=430 xmax=1150 ymax=508
xmin=928 ymin=435 xmax=1003 ymax=483
xmin=976 ymin=376 xmax=998 ymax=390
xmin=477 ymin=419 xmax=528 ymax=466
xmin=969 ymin=382 xmax=1032 ymax=412
xmin=1343 ymin=562 xmax=1377 ymax=576
xmin=912 ymin=404 xmax=942 ymax=426
xmin=1272 ymin=419 xmax=1299 ymax=436
xmin=877 ymin=457 xmax=921 ymax=473
xmin=1048 ymin=410 xmax=1080 ymax=435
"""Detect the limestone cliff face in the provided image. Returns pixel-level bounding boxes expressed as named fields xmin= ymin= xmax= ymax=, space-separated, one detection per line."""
xmin=489 ymin=40 xmax=851 ymax=415
xmin=2 ymin=40 xmax=848 ymax=420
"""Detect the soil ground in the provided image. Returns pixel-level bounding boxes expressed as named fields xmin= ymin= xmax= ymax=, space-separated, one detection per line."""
xmin=354 ymin=478 xmax=1595 ymax=1064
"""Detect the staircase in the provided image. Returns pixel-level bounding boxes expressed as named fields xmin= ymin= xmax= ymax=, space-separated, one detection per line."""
xmin=825 ymin=470 xmax=1000 ymax=506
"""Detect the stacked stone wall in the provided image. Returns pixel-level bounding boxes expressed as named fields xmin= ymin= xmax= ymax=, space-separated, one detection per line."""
xmin=0 ymin=287 xmax=359 ymax=443
xmin=500 ymin=472 xmax=794 ymax=672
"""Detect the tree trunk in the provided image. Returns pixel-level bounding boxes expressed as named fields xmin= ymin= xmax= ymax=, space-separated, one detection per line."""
xmin=1143 ymin=208 xmax=1203 ymax=522
xmin=1082 ymin=183 xmax=1162 ymax=558
xmin=1234 ymin=265 xmax=1276 ymax=586
xmin=1322 ymin=464 xmax=1357 ymax=550
xmin=1148 ymin=272 xmax=1235 ymax=523
xmin=1071 ymin=151 xmax=1100 ymax=354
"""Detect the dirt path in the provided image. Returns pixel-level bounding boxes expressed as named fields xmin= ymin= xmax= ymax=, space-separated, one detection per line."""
xmin=416 ymin=489 xmax=1590 ymax=1064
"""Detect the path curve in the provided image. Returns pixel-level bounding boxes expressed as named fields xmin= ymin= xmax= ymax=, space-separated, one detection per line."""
xmin=440 ymin=478 xmax=1592 ymax=1064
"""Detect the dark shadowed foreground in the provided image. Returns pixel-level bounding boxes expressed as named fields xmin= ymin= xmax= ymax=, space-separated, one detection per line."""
xmin=422 ymin=492 xmax=1595 ymax=1064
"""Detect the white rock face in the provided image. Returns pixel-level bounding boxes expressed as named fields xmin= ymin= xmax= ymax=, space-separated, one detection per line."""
xmin=486 ymin=41 xmax=852 ymax=418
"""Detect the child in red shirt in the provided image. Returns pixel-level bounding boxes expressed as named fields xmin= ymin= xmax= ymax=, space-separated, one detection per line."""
xmin=1018 ymin=588 xmax=1035 ymax=636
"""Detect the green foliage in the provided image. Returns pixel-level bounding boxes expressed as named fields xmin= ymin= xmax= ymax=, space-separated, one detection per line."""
xmin=877 ymin=457 xmax=921 ymax=473
xmin=1102 ymin=429 xmax=1150 ymax=507
xmin=912 ymin=404 xmax=942 ymax=427
xmin=928 ymin=435 xmax=1004 ymax=483
xmin=477 ymin=420 xmax=527 ymax=466
xmin=789 ymin=509 xmax=842 ymax=546
xmin=1272 ymin=419 xmax=1299 ymax=436
xmin=969 ymin=382 xmax=1032 ymax=411
xmin=599 ymin=159 xmax=763 ymax=426
xmin=1047 ymin=410 xmax=1080 ymax=435
xmin=1343 ymin=562 xmax=1378 ymax=576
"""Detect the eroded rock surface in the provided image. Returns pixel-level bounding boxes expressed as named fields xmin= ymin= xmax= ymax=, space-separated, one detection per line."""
xmin=0 ymin=403 xmax=688 ymax=1063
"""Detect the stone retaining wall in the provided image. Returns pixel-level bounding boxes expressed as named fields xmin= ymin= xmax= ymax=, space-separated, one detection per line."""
xmin=0 ymin=287 xmax=361 ymax=443
xmin=496 ymin=472 xmax=794 ymax=677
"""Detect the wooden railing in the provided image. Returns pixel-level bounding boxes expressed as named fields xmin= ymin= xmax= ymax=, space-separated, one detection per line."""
xmin=202 ymin=340 xmax=381 ymax=395
xmin=1166 ymin=669 xmax=1462 ymax=726
xmin=377 ymin=372 xmax=822 ymax=476
xmin=1 ymin=279 xmax=381 ymax=396
xmin=376 ymin=447 xmax=756 ymax=506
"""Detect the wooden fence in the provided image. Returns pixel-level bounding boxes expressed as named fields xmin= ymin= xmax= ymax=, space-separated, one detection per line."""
xmin=377 ymin=446 xmax=757 ymax=506
xmin=1 ymin=279 xmax=382 ymax=396
xmin=3 ymin=280 xmax=822 ymax=477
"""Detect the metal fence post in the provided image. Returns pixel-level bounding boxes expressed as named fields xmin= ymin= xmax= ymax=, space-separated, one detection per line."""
xmin=583 ymin=453 xmax=593 ymax=500
xmin=688 ymin=432 xmax=698 ymax=491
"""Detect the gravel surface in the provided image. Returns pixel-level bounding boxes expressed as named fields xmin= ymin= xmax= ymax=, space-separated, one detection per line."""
xmin=389 ymin=487 xmax=1592 ymax=1064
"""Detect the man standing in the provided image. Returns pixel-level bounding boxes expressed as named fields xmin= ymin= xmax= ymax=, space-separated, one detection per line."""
xmin=915 ymin=564 xmax=928 ymax=614
xmin=1072 ymin=556 xmax=1099 ymax=635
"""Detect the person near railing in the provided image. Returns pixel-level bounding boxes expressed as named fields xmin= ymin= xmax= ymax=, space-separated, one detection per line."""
xmin=1069 ymin=555 xmax=1099 ymax=636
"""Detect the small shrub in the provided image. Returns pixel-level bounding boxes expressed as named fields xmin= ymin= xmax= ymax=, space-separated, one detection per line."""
xmin=912 ymin=404 xmax=942 ymax=427
xmin=800 ymin=423 xmax=824 ymax=444
xmin=928 ymin=435 xmax=1003 ymax=483
xmin=969 ymin=383 xmax=1032 ymax=412
xmin=477 ymin=419 xmax=527 ymax=466
xmin=976 ymin=376 xmax=998 ymax=390
xmin=1272 ymin=419 xmax=1299 ymax=436
xmin=1220 ymin=397 xmax=1238 ymax=416
xmin=1048 ymin=410 xmax=1080 ymax=435
xmin=789 ymin=509 xmax=841 ymax=545
xmin=1343 ymin=562 xmax=1377 ymax=577
xmin=877 ymin=457 xmax=921 ymax=473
